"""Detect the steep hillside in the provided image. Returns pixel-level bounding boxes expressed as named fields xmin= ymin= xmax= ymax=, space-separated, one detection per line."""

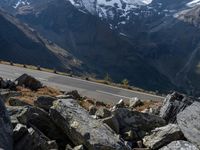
xmin=0 ymin=9 xmax=84 ymax=73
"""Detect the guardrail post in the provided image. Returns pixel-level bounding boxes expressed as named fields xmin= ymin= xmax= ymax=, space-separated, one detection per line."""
xmin=37 ymin=65 xmax=41 ymax=70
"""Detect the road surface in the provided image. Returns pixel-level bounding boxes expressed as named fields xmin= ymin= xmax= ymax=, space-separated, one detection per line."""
xmin=0 ymin=64 xmax=164 ymax=104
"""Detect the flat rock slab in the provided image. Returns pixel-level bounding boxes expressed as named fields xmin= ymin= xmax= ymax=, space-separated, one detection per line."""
xmin=177 ymin=102 xmax=200 ymax=149
xmin=50 ymin=99 xmax=129 ymax=150
xmin=159 ymin=140 xmax=199 ymax=150
xmin=113 ymin=108 xmax=166 ymax=133
xmin=143 ymin=124 xmax=184 ymax=149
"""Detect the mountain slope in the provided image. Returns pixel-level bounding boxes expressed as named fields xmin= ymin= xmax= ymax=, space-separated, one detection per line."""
xmin=0 ymin=9 xmax=84 ymax=73
xmin=2 ymin=0 xmax=200 ymax=95
xmin=0 ymin=0 xmax=176 ymax=92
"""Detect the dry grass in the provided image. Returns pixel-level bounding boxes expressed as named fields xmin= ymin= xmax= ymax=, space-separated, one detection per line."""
xmin=80 ymin=98 xmax=111 ymax=111
xmin=135 ymin=100 xmax=162 ymax=112
xmin=13 ymin=86 xmax=62 ymax=105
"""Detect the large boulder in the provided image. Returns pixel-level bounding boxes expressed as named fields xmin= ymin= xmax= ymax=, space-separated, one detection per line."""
xmin=159 ymin=92 xmax=195 ymax=123
xmin=143 ymin=124 xmax=184 ymax=149
xmin=113 ymin=108 xmax=166 ymax=134
xmin=15 ymin=74 xmax=43 ymax=90
xmin=16 ymin=106 xmax=70 ymax=149
xmin=34 ymin=95 xmax=56 ymax=111
xmin=159 ymin=140 xmax=199 ymax=150
xmin=50 ymin=99 xmax=129 ymax=150
xmin=177 ymin=102 xmax=200 ymax=149
xmin=0 ymin=98 xmax=13 ymax=150
xmin=14 ymin=127 xmax=58 ymax=150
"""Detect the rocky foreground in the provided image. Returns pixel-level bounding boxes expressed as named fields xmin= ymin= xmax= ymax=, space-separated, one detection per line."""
xmin=0 ymin=74 xmax=200 ymax=150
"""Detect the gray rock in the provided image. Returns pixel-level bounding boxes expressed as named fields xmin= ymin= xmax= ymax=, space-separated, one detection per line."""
xmin=102 ymin=115 xmax=120 ymax=134
xmin=50 ymin=99 xmax=129 ymax=150
xmin=113 ymin=108 xmax=166 ymax=133
xmin=123 ymin=130 xmax=138 ymax=141
xmin=15 ymin=74 xmax=43 ymax=90
xmin=9 ymin=97 xmax=30 ymax=106
xmin=13 ymin=123 xmax=28 ymax=142
xmin=143 ymin=124 xmax=184 ymax=149
xmin=115 ymin=99 xmax=125 ymax=108
xmin=34 ymin=95 xmax=56 ymax=111
xmin=159 ymin=140 xmax=199 ymax=150
xmin=88 ymin=105 xmax=97 ymax=115
xmin=0 ymin=98 xmax=13 ymax=150
xmin=0 ymin=77 xmax=16 ymax=90
xmin=14 ymin=127 xmax=58 ymax=150
xmin=95 ymin=107 xmax=111 ymax=118
xmin=0 ymin=89 xmax=21 ymax=102
xmin=177 ymin=102 xmax=200 ymax=149
xmin=64 ymin=90 xmax=81 ymax=100
xmin=7 ymin=106 xmax=27 ymax=126
xmin=16 ymin=106 xmax=69 ymax=148
xmin=56 ymin=95 xmax=73 ymax=99
xmin=159 ymin=92 xmax=194 ymax=123
xmin=73 ymin=145 xmax=85 ymax=150
xmin=0 ymin=77 xmax=7 ymax=88
xmin=129 ymin=97 xmax=143 ymax=108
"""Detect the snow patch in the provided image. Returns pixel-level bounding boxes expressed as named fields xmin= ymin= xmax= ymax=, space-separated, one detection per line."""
xmin=187 ymin=0 xmax=200 ymax=7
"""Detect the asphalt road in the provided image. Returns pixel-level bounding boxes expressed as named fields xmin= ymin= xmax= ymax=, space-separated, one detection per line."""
xmin=0 ymin=64 xmax=164 ymax=104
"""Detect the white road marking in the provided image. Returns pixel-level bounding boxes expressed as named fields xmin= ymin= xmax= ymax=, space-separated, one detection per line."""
xmin=37 ymin=77 xmax=48 ymax=81
xmin=14 ymin=73 xmax=21 ymax=76
xmin=96 ymin=90 xmax=131 ymax=99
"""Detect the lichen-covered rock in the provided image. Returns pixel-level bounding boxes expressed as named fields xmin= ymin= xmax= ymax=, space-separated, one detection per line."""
xmin=0 ymin=98 xmax=13 ymax=150
xmin=143 ymin=124 xmax=184 ymax=149
xmin=113 ymin=108 xmax=166 ymax=133
xmin=159 ymin=92 xmax=195 ymax=123
xmin=50 ymin=99 xmax=129 ymax=150
xmin=15 ymin=74 xmax=43 ymax=90
xmin=159 ymin=140 xmax=199 ymax=150
xmin=34 ymin=95 xmax=56 ymax=111
xmin=177 ymin=102 xmax=200 ymax=149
